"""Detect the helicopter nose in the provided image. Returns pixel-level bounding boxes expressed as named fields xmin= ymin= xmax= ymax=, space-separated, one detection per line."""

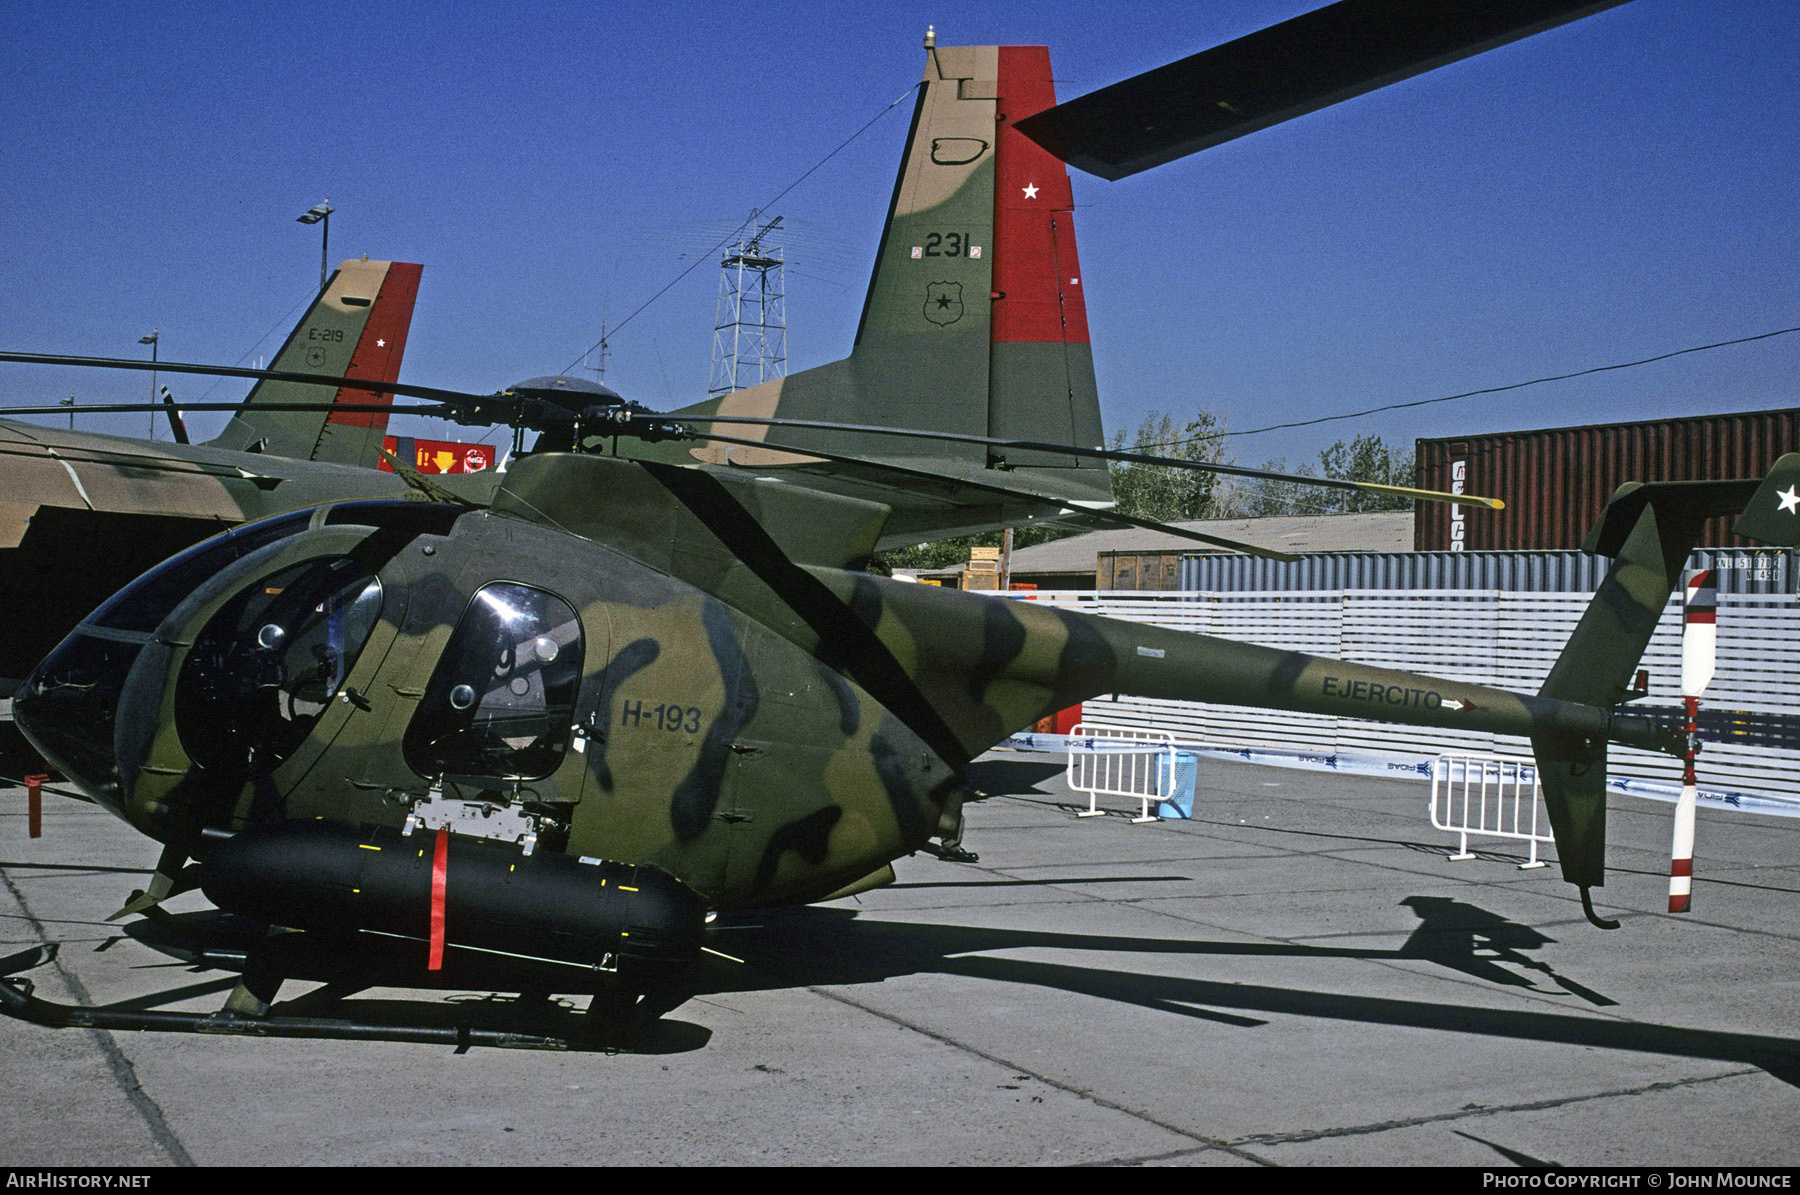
xmin=14 ymin=632 xmax=151 ymax=815
xmin=14 ymin=509 xmax=317 ymax=820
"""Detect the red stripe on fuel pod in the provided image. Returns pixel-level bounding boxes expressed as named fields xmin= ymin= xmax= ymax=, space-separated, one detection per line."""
xmin=429 ymin=826 xmax=449 ymax=971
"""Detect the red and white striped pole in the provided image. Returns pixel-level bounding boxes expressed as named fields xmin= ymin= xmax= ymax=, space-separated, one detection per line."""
xmin=1671 ymin=568 xmax=1716 ymax=913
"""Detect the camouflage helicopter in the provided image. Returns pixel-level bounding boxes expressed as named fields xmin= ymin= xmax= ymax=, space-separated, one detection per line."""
xmin=5 ymin=0 xmax=1797 ymax=1049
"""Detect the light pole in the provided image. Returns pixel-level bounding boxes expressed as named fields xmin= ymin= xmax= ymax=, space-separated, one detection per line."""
xmin=138 ymin=331 xmax=158 ymax=438
xmin=296 ymin=200 xmax=334 ymax=292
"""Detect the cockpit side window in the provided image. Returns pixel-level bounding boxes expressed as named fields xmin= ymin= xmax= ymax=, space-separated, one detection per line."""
xmin=403 ymin=583 xmax=584 ymax=782
xmin=174 ymin=556 xmax=384 ymax=778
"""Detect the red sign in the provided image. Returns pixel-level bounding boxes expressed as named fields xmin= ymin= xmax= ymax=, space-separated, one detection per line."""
xmin=380 ymin=436 xmax=495 ymax=474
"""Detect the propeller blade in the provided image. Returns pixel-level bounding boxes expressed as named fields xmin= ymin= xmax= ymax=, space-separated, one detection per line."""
xmin=1680 ymin=568 xmax=1718 ymax=700
xmin=159 ymin=386 xmax=189 ymax=445
xmin=1013 ymin=0 xmax=1631 ymax=180
xmin=645 ymin=412 xmax=1503 ymax=510
xmin=2 ymin=352 xmax=1497 ymax=512
xmin=677 ymin=427 xmax=1302 ymax=561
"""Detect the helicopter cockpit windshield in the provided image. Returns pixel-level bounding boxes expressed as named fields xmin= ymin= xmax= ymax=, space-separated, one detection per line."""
xmin=15 ymin=501 xmax=465 ymax=815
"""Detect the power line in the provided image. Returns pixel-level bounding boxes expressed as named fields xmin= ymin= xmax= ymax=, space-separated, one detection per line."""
xmin=1141 ymin=324 xmax=1800 ymax=454
xmin=564 ymin=83 xmax=919 ymax=373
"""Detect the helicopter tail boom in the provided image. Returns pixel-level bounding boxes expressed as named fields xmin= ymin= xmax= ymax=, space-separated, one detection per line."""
xmin=825 ymin=457 xmax=1800 ymax=901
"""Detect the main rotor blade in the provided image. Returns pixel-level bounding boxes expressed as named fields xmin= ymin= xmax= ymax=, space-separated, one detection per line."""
xmin=0 ymin=352 xmax=485 ymax=408
xmin=1013 ymin=0 xmax=1631 ymax=180
xmin=644 ymin=413 xmax=1503 ymax=510
xmin=0 ymin=400 xmax=431 ymax=418
xmin=675 ymin=428 xmax=1301 ymax=561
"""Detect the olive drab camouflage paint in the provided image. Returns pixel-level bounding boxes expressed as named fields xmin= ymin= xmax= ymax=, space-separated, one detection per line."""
xmin=27 ymin=446 xmax=1798 ymax=947
xmin=16 ymin=10 xmax=1772 ymax=1044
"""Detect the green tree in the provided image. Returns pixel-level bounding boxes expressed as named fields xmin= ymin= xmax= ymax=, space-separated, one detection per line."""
xmin=1238 ymin=434 xmax=1415 ymax=516
xmin=1106 ymin=409 xmax=1232 ymax=522
xmin=874 ymin=408 xmax=1239 ymax=573
xmin=1317 ymin=433 xmax=1416 ymax=512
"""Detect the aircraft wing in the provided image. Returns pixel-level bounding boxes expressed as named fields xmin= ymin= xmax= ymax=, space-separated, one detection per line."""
xmin=1014 ymin=0 xmax=1632 ymax=180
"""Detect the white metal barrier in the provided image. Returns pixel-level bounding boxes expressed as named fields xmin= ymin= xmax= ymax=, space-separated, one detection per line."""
xmin=1065 ymin=722 xmax=1178 ymax=824
xmin=1429 ymin=753 xmax=1550 ymax=868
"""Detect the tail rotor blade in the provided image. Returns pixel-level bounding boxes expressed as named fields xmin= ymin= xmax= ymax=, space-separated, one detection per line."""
xmin=1670 ymin=568 xmax=1717 ymax=914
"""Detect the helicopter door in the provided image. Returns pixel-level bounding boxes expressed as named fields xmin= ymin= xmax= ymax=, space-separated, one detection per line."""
xmin=170 ymin=553 xmax=409 ymax=825
xmin=565 ymin=599 xmax=753 ymax=895
xmin=400 ymin=583 xmax=589 ymax=789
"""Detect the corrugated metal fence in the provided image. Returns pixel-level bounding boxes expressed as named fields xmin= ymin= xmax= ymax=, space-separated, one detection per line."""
xmin=1179 ymin=548 xmax=1795 ymax=595
xmin=1025 ymin=551 xmax=1798 ymax=801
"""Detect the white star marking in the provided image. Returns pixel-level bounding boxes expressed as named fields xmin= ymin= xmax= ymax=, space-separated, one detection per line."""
xmin=1777 ymin=485 xmax=1800 ymax=514
xmin=1022 ymin=183 xmax=1038 ymax=199
xmin=376 ymin=338 xmax=387 ymax=347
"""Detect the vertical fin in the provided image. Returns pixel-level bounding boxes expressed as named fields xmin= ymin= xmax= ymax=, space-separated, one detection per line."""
xmin=671 ymin=45 xmax=1109 ymax=506
xmin=836 ymin=43 xmax=999 ymax=456
xmin=1532 ymin=473 xmax=1772 ymax=892
xmin=204 ymin=259 xmax=422 ymax=466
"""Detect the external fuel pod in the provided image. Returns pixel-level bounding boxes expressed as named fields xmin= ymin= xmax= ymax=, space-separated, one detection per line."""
xmin=199 ymin=819 xmax=707 ymax=970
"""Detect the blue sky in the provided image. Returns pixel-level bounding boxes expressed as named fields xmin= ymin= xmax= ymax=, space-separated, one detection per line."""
xmin=3 ymin=0 xmax=1795 ymax=471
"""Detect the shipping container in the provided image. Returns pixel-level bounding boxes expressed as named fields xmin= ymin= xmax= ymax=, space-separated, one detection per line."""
xmin=1414 ymin=408 xmax=1799 ymax=551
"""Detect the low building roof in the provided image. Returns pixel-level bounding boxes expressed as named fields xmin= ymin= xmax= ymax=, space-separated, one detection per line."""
xmin=915 ymin=510 xmax=1415 ymax=579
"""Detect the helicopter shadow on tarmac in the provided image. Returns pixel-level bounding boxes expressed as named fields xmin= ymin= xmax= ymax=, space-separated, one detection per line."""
xmin=78 ymin=908 xmax=714 ymax=1055
xmin=8 ymin=857 xmax=1797 ymax=1075
xmin=691 ymin=899 xmax=1800 ymax=1087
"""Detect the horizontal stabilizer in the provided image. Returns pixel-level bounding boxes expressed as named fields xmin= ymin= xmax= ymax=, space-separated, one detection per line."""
xmin=1732 ymin=452 xmax=1800 ymax=545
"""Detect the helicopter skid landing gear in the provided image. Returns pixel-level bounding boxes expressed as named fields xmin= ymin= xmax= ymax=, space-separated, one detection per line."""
xmin=578 ymin=963 xmax=692 ymax=1052
xmin=0 ymin=969 xmax=576 ymax=1050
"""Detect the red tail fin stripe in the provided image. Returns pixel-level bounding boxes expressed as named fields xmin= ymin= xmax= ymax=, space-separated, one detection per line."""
xmin=328 ymin=261 xmax=422 ymax=430
xmin=992 ymin=46 xmax=1090 ymax=346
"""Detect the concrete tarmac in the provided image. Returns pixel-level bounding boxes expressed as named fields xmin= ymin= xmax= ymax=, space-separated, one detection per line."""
xmin=1 ymin=753 xmax=1796 ymax=1168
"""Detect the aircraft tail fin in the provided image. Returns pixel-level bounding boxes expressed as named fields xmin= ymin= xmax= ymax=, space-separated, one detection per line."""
xmin=1531 ymin=454 xmax=1800 ymax=891
xmin=204 ymin=259 xmax=422 ymax=466
xmin=671 ymin=43 xmax=1110 ymax=515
